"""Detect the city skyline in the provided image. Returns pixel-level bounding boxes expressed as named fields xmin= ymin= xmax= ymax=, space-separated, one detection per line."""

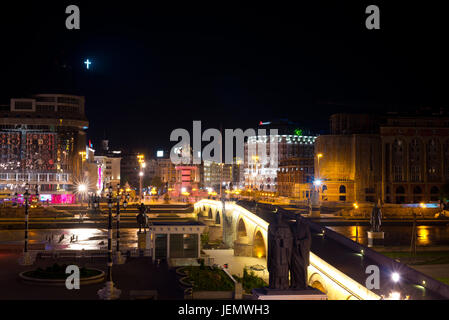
xmin=1 ymin=2 xmax=449 ymax=305
xmin=1 ymin=2 xmax=447 ymax=152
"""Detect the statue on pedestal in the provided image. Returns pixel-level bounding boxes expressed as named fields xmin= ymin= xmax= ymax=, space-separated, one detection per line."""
xmin=267 ymin=211 xmax=293 ymax=290
xmin=136 ymin=203 xmax=148 ymax=233
xmin=370 ymin=199 xmax=383 ymax=232
xmin=290 ymin=214 xmax=311 ymax=289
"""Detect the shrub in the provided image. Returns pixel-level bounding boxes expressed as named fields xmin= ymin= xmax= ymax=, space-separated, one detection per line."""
xmin=233 ymin=267 xmax=267 ymax=293
xmin=184 ymin=266 xmax=234 ymax=291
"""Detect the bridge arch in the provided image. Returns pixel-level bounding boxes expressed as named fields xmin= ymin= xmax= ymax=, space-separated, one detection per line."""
xmin=194 ymin=200 xmax=383 ymax=300
xmin=253 ymin=229 xmax=266 ymax=258
xmin=208 ymin=208 xmax=213 ymax=219
xmin=215 ymin=209 xmax=221 ymax=225
xmin=237 ymin=218 xmax=248 ymax=242
xmin=309 ymin=272 xmax=328 ymax=295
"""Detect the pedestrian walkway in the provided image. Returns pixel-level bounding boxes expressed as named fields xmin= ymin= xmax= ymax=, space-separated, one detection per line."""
xmin=0 ymin=253 xmax=183 ymax=299
xmin=203 ymin=249 xmax=268 ymax=281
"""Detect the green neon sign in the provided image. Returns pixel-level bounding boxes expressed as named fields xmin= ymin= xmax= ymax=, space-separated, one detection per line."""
xmin=294 ymin=128 xmax=303 ymax=136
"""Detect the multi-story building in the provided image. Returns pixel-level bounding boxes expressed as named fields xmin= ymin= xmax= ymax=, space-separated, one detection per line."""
xmin=202 ymin=160 xmax=232 ymax=190
xmin=232 ymin=157 xmax=244 ymax=189
xmin=316 ymin=111 xmax=449 ymax=204
xmin=277 ymin=157 xmax=314 ymax=200
xmin=120 ymin=151 xmax=143 ymax=188
xmin=174 ymin=165 xmax=201 ymax=193
xmin=82 ymin=140 xmax=122 ymax=195
xmin=0 ymin=94 xmax=88 ymax=202
xmin=94 ymin=156 xmax=121 ymax=191
xmin=156 ymin=158 xmax=177 ymax=187
xmin=381 ymin=113 xmax=449 ymax=203
xmin=244 ymin=126 xmax=316 ymax=191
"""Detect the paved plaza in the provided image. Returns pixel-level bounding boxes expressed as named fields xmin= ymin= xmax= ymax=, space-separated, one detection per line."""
xmin=0 ymin=252 xmax=183 ymax=300
xmin=203 ymin=249 xmax=268 ymax=281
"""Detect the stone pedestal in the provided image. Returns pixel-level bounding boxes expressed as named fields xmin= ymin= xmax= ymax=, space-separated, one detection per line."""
xmin=234 ymin=282 xmax=243 ymax=300
xmin=252 ymin=287 xmax=327 ymax=300
xmin=18 ymin=252 xmax=35 ymax=266
xmin=309 ymin=207 xmax=321 ymax=218
xmin=208 ymin=225 xmax=223 ymax=242
xmin=114 ymin=251 xmax=126 ymax=265
xmin=367 ymin=231 xmax=384 ymax=247
xmin=97 ymin=281 xmax=121 ymax=300
xmin=137 ymin=232 xmax=151 ymax=250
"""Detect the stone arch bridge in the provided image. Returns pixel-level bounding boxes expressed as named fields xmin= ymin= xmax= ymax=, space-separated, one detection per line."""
xmin=194 ymin=199 xmax=449 ymax=300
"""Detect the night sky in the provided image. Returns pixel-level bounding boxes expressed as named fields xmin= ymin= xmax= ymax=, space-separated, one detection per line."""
xmin=0 ymin=1 xmax=447 ymax=154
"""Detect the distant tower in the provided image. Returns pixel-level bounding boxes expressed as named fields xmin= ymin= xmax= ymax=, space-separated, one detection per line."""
xmin=102 ymin=139 xmax=109 ymax=152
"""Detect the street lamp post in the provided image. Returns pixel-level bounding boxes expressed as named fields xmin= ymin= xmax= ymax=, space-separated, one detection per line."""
xmin=139 ymin=171 xmax=144 ymax=202
xmin=115 ymin=184 xmax=126 ymax=265
xmin=19 ymin=183 xmax=38 ymax=265
xmin=97 ymin=184 xmax=121 ymax=299
xmin=93 ymin=196 xmax=99 ymax=214
xmin=78 ymin=183 xmax=87 ymax=207
xmin=316 ymin=153 xmax=323 ymax=181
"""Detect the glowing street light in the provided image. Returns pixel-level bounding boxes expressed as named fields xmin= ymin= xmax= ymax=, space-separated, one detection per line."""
xmin=392 ymin=272 xmax=400 ymax=283
xmin=78 ymin=184 xmax=87 ymax=193
xmin=313 ymin=179 xmax=322 ymax=187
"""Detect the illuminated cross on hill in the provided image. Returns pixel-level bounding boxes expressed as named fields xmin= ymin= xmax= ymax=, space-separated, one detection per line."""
xmin=84 ymin=59 xmax=91 ymax=69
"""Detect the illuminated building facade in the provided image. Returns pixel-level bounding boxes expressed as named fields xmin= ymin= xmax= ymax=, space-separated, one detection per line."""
xmin=174 ymin=165 xmax=200 ymax=195
xmin=316 ymin=111 xmax=449 ymax=204
xmin=202 ymin=160 xmax=233 ymax=190
xmin=277 ymin=157 xmax=314 ymax=199
xmin=0 ymin=94 xmax=88 ymax=201
xmin=244 ymin=133 xmax=316 ymax=191
xmin=156 ymin=158 xmax=177 ymax=187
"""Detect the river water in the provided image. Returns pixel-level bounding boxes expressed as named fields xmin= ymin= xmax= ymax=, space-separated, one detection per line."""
xmin=328 ymin=225 xmax=449 ymax=247
xmin=2 ymin=224 xmax=449 ymax=250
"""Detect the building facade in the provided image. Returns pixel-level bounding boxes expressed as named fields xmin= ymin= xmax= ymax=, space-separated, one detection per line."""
xmin=381 ymin=115 xmax=449 ymax=203
xmin=277 ymin=157 xmax=314 ymax=199
xmin=316 ymin=112 xmax=449 ymax=204
xmin=0 ymin=94 xmax=88 ymax=201
xmin=156 ymin=158 xmax=177 ymax=187
xmin=244 ymin=134 xmax=316 ymax=191
xmin=202 ymin=160 xmax=232 ymax=190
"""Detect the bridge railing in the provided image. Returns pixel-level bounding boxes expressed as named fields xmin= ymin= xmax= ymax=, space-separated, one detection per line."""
xmin=309 ymin=252 xmax=380 ymax=300
xmin=197 ymin=199 xmax=382 ymax=299
xmin=299 ymin=211 xmax=449 ymax=300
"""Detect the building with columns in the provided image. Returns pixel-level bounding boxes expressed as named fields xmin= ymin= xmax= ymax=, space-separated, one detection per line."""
xmin=381 ymin=115 xmax=449 ymax=203
xmin=0 ymin=93 xmax=88 ymax=202
xmin=315 ymin=111 xmax=449 ymax=204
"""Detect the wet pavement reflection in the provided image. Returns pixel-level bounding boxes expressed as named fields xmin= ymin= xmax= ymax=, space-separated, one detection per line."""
xmin=328 ymin=225 xmax=449 ymax=247
xmin=0 ymin=228 xmax=140 ymax=250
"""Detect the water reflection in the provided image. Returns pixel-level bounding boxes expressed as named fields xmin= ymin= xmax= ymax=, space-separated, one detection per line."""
xmin=416 ymin=226 xmax=430 ymax=246
xmin=328 ymin=225 xmax=449 ymax=247
xmin=0 ymin=228 xmax=140 ymax=250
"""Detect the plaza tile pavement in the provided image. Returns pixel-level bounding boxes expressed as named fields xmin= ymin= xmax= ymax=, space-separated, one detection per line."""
xmin=203 ymin=249 xmax=268 ymax=281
